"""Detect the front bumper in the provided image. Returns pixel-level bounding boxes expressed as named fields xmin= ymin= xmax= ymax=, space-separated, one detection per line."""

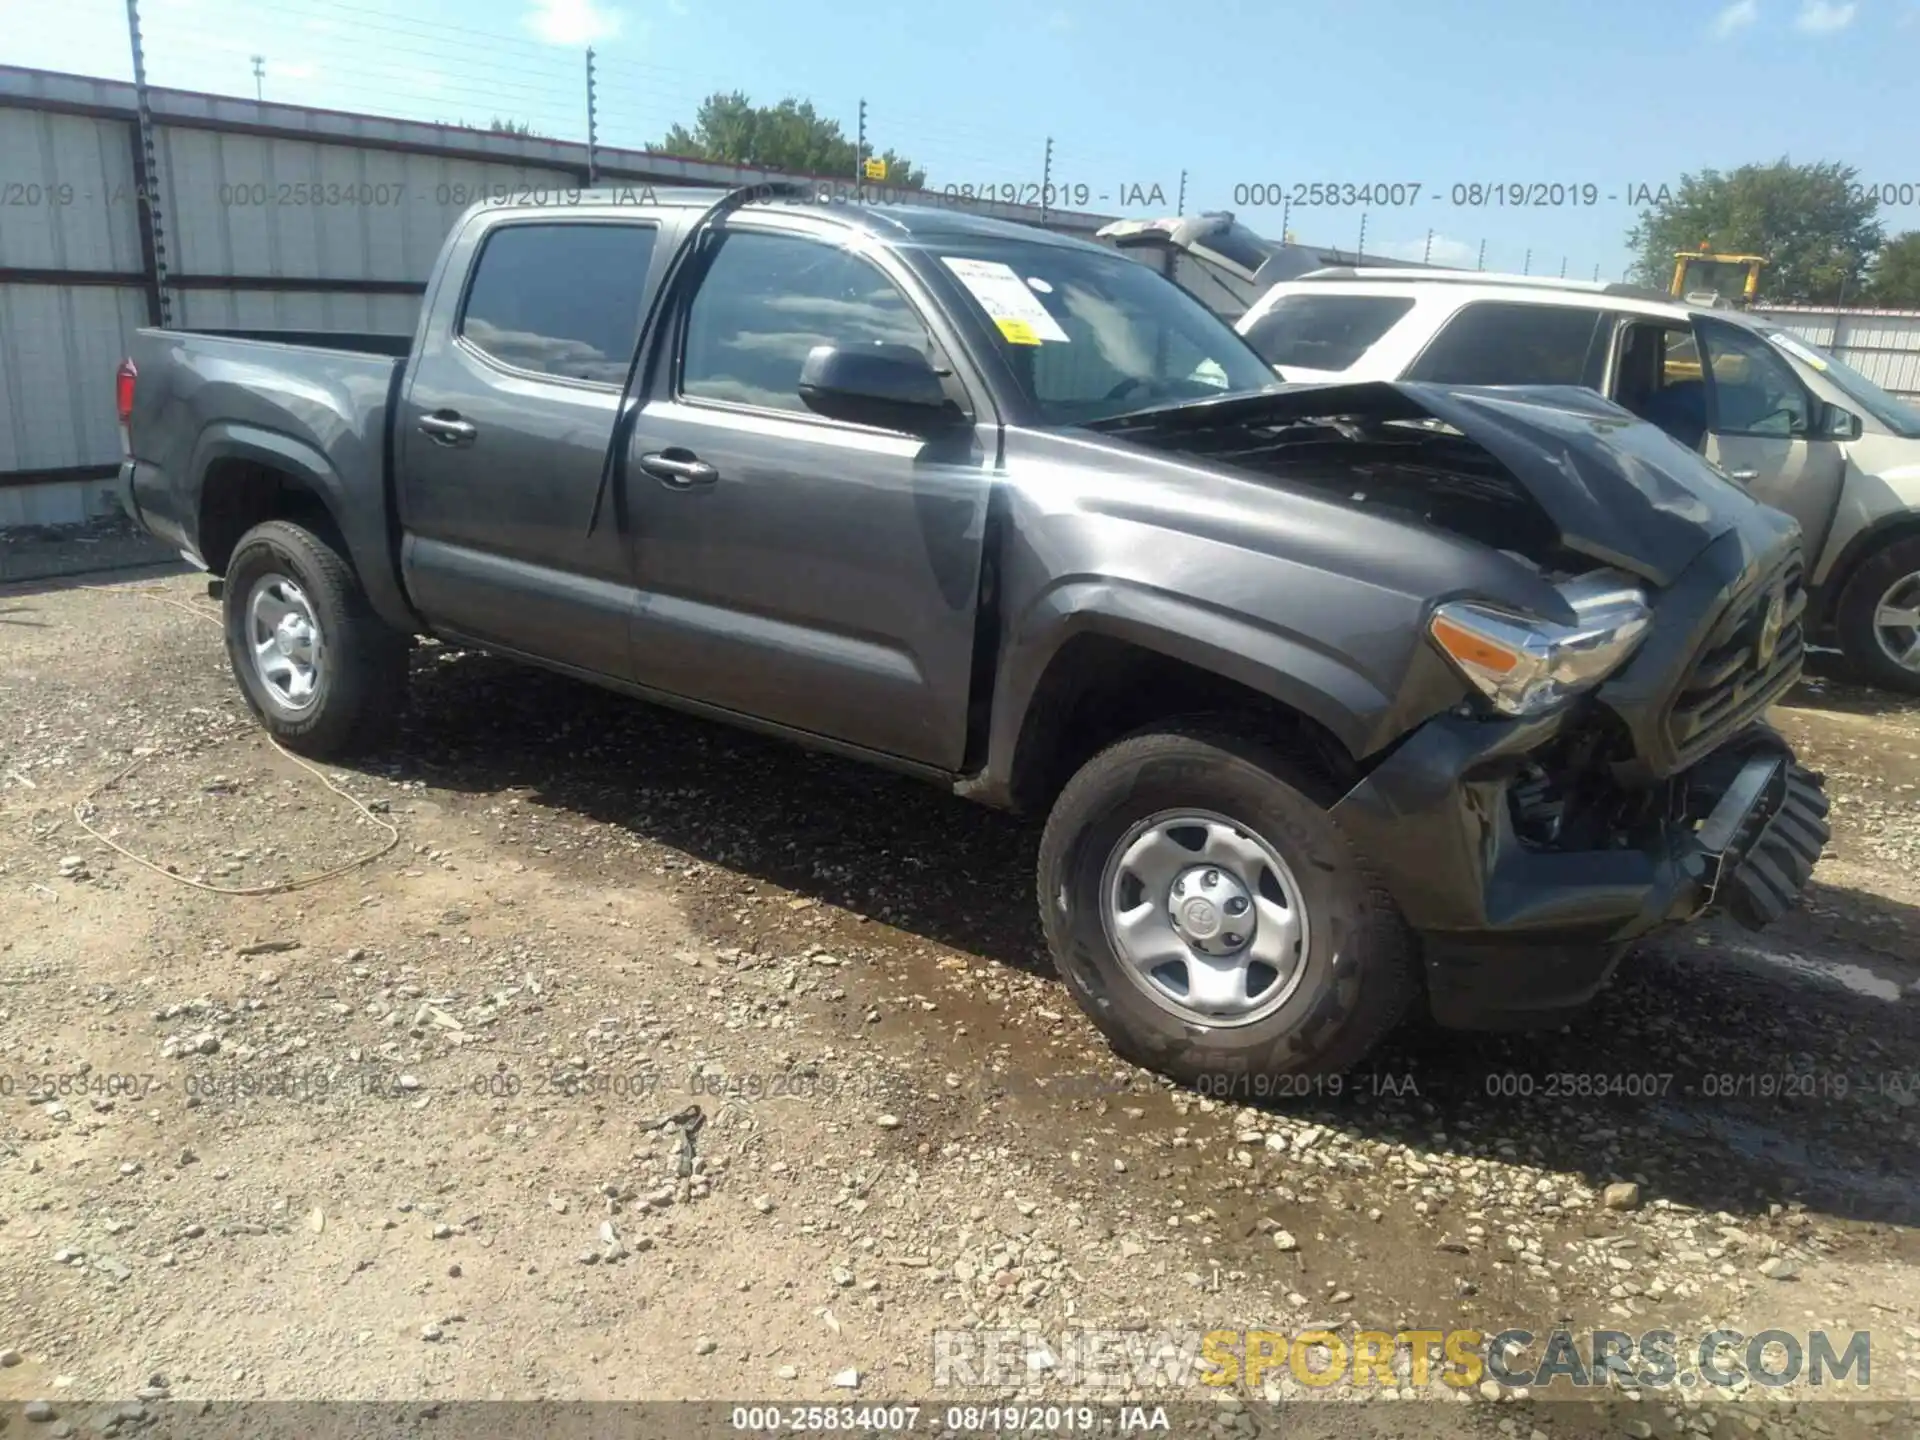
xmin=1330 ymin=714 xmax=1830 ymax=1028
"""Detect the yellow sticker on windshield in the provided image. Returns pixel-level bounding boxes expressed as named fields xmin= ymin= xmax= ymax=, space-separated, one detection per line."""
xmin=996 ymin=318 xmax=1042 ymax=346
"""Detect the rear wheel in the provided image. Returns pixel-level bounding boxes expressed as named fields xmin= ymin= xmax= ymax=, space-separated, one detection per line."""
xmin=222 ymin=519 xmax=410 ymax=756
xmin=1037 ymin=723 xmax=1417 ymax=1089
xmin=1835 ymin=534 xmax=1920 ymax=695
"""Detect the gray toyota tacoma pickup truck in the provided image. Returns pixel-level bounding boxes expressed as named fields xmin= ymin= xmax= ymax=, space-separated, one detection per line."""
xmin=116 ymin=182 xmax=1830 ymax=1087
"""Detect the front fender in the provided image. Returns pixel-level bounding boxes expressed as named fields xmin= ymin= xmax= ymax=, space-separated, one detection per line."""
xmin=974 ymin=577 xmax=1410 ymax=809
xmin=187 ymin=422 xmax=415 ymax=633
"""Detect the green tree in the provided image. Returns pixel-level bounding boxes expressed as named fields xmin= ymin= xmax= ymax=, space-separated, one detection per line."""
xmin=488 ymin=117 xmax=541 ymax=137
xmin=1624 ymin=159 xmax=1882 ymax=303
xmin=1866 ymin=232 xmax=1920 ymax=308
xmin=655 ymin=92 xmax=925 ymax=188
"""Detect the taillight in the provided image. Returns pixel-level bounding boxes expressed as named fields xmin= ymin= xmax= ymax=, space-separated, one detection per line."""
xmin=115 ymin=358 xmax=138 ymax=424
xmin=116 ymin=359 xmax=137 ymax=453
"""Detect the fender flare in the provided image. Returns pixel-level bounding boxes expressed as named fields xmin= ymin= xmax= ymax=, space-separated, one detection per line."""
xmin=1811 ymin=510 xmax=1920 ymax=625
xmin=980 ymin=578 xmax=1395 ymax=809
xmin=188 ymin=422 xmax=417 ymax=633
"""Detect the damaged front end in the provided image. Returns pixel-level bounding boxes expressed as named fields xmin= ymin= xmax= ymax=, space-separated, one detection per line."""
xmin=1090 ymin=379 xmax=1833 ymax=1026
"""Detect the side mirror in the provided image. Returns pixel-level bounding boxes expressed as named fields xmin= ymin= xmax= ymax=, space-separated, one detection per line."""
xmin=1815 ymin=400 xmax=1863 ymax=441
xmin=797 ymin=343 xmax=960 ymax=434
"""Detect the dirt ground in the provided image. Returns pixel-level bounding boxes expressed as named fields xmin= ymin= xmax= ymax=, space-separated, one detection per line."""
xmin=2 ymin=563 xmax=1918 ymax=1440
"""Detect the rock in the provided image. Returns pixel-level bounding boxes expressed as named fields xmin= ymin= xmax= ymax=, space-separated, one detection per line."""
xmin=1759 ymin=1257 xmax=1799 ymax=1280
xmin=448 ymin=1264 xmax=462 ymax=1278
xmin=599 ymin=1221 xmax=619 ymax=1246
xmin=0 ymin=1349 xmax=21 ymax=1366
xmin=1622 ymin=1423 xmax=1653 ymax=1439
xmin=432 ymin=1225 xmax=454 ymax=1240
xmin=309 ymin=1207 xmax=325 ymax=1234
xmin=876 ymin=1115 xmax=900 ymax=1129
xmin=777 ymin=1365 xmax=799 ymax=1381
xmin=1271 ymin=1230 xmax=1299 ymax=1253
xmin=832 ymin=1367 xmax=861 ymax=1389
xmin=1479 ymin=1380 xmax=1502 ymax=1401
xmin=548 ymin=1196 xmax=569 ymax=1215
xmin=398 ymin=1074 xmax=422 ymax=1092
xmin=696 ymin=1337 xmax=718 ymax=1355
xmin=421 ymin=1323 xmax=444 ymax=1341
xmin=753 ymin=1195 xmax=774 ymax=1215
xmin=1602 ymin=1182 xmax=1642 ymax=1211
xmin=193 ymin=1034 xmax=220 ymax=1056
xmin=24 ymin=1399 xmax=54 ymax=1421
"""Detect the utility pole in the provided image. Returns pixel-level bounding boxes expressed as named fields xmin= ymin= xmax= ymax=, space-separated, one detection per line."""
xmin=1040 ymin=136 xmax=1053 ymax=225
xmin=1523 ymin=248 xmax=1532 ymax=275
xmin=1422 ymin=228 xmax=1433 ymax=264
xmin=584 ymin=48 xmax=598 ymax=185
xmin=1559 ymin=256 xmax=1567 ymax=278
xmin=855 ymin=99 xmax=867 ymax=202
xmin=1476 ymin=238 xmax=1486 ymax=271
xmin=1176 ymin=169 xmax=1187 ymax=215
xmin=1593 ymin=263 xmax=1601 ymax=282
xmin=1356 ymin=211 xmax=1367 ymax=259
xmin=250 ymin=54 xmax=264 ymax=101
xmin=126 ymin=0 xmax=171 ymax=326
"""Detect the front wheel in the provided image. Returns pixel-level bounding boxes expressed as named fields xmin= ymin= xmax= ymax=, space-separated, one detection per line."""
xmin=222 ymin=519 xmax=410 ymax=756
xmin=1036 ymin=724 xmax=1417 ymax=1088
xmin=1834 ymin=534 xmax=1920 ymax=695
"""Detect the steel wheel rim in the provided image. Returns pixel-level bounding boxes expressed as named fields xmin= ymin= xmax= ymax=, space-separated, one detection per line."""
xmin=246 ymin=573 xmax=324 ymax=713
xmin=1098 ymin=808 xmax=1311 ymax=1028
xmin=1873 ymin=571 xmax=1920 ymax=672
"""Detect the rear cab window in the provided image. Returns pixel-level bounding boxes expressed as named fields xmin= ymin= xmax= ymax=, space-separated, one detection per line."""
xmin=1404 ymin=300 xmax=1612 ymax=389
xmin=1242 ymin=293 xmax=1414 ymax=372
xmin=458 ymin=221 xmax=659 ymax=384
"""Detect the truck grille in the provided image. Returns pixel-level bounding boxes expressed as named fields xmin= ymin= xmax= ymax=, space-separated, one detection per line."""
xmin=1666 ymin=550 xmax=1806 ymax=766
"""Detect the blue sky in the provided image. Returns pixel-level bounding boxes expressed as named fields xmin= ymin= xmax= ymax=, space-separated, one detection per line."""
xmin=3 ymin=0 xmax=1914 ymax=278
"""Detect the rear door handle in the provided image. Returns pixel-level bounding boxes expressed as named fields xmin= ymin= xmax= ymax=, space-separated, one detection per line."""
xmin=639 ymin=449 xmax=718 ymax=489
xmin=418 ymin=412 xmax=477 ymax=447
xmin=1728 ymin=469 xmax=1759 ymax=482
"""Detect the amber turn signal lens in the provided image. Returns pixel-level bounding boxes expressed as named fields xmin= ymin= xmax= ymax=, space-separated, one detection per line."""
xmin=1429 ymin=613 xmax=1521 ymax=675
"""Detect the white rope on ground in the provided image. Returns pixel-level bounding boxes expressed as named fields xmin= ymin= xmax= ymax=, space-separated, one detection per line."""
xmin=65 ymin=583 xmax=400 ymax=896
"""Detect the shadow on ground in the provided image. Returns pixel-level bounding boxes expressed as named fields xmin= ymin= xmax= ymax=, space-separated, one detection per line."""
xmin=373 ymin=646 xmax=1920 ymax=1229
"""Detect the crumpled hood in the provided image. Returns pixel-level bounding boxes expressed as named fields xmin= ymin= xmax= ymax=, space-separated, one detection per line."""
xmin=1084 ymin=380 xmax=1757 ymax=588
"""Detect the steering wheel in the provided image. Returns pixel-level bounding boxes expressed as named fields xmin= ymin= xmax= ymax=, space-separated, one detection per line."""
xmin=1103 ymin=376 xmax=1151 ymax=403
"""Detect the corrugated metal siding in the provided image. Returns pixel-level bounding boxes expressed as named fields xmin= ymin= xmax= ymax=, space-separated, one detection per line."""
xmin=0 ymin=108 xmax=143 ymax=273
xmin=1751 ymin=306 xmax=1920 ymax=398
xmin=168 ymin=288 xmax=420 ymax=333
xmin=158 ymin=127 xmax=579 ymax=281
xmin=0 ymin=284 xmax=149 ymax=469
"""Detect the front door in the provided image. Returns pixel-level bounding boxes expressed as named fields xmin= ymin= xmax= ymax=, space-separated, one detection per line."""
xmin=623 ymin=221 xmax=996 ymax=769
xmin=398 ymin=216 xmax=661 ymax=678
xmin=1694 ymin=317 xmax=1848 ymax=562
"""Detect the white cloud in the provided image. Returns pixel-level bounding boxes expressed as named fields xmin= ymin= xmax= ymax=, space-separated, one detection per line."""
xmin=1374 ymin=235 xmax=1479 ymax=268
xmin=1794 ymin=0 xmax=1857 ymax=30
xmin=1713 ymin=0 xmax=1760 ymax=35
xmin=524 ymin=0 xmax=621 ymax=45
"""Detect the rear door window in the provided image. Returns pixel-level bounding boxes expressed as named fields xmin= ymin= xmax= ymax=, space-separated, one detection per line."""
xmin=459 ymin=222 xmax=659 ymax=384
xmin=1404 ymin=301 xmax=1611 ymax=388
xmin=1242 ymin=294 xmax=1414 ymax=371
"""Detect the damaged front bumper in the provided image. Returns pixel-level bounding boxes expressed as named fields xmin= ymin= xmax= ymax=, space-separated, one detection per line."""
xmin=1330 ymin=714 xmax=1831 ymax=1029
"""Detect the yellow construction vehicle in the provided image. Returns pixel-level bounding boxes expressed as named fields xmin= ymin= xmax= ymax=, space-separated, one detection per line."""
xmin=1670 ymin=243 xmax=1766 ymax=308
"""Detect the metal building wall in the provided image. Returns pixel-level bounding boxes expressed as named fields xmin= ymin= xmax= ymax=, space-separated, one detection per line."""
xmin=1751 ymin=305 xmax=1920 ymax=400
xmin=0 ymin=61 xmax=1120 ymax=530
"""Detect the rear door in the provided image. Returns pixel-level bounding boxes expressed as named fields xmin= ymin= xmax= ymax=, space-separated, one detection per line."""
xmin=1402 ymin=299 xmax=1612 ymax=388
xmin=398 ymin=214 xmax=664 ymax=678
xmin=621 ymin=218 xmax=997 ymax=769
xmin=1694 ymin=316 xmax=1848 ymax=560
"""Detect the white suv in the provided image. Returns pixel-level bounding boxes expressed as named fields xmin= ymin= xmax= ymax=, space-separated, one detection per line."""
xmin=1234 ymin=270 xmax=1920 ymax=693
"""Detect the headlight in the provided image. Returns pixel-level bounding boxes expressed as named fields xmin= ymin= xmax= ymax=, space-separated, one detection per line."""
xmin=1427 ymin=570 xmax=1652 ymax=716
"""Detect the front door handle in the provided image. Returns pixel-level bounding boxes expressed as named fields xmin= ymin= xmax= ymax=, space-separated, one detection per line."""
xmin=1728 ymin=468 xmax=1759 ymax=482
xmin=639 ymin=449 xmax=718 ymax=489
xmin=418 ymin=412 xmax=477 ymax=447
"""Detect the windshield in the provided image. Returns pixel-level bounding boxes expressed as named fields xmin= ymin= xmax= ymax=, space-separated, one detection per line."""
xmin=922 ymin=240 xmax=1279 ymax=425
xmin=1762 ymin=327 xmax=1920 ymax=438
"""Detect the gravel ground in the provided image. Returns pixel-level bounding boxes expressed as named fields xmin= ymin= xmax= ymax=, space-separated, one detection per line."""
xmin=2 ymin=566 xmax=1918 ymax=1440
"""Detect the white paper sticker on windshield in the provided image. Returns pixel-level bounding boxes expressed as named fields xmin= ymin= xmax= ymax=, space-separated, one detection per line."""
xmin=940 ymin=257 xmax=1070 ymax=343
